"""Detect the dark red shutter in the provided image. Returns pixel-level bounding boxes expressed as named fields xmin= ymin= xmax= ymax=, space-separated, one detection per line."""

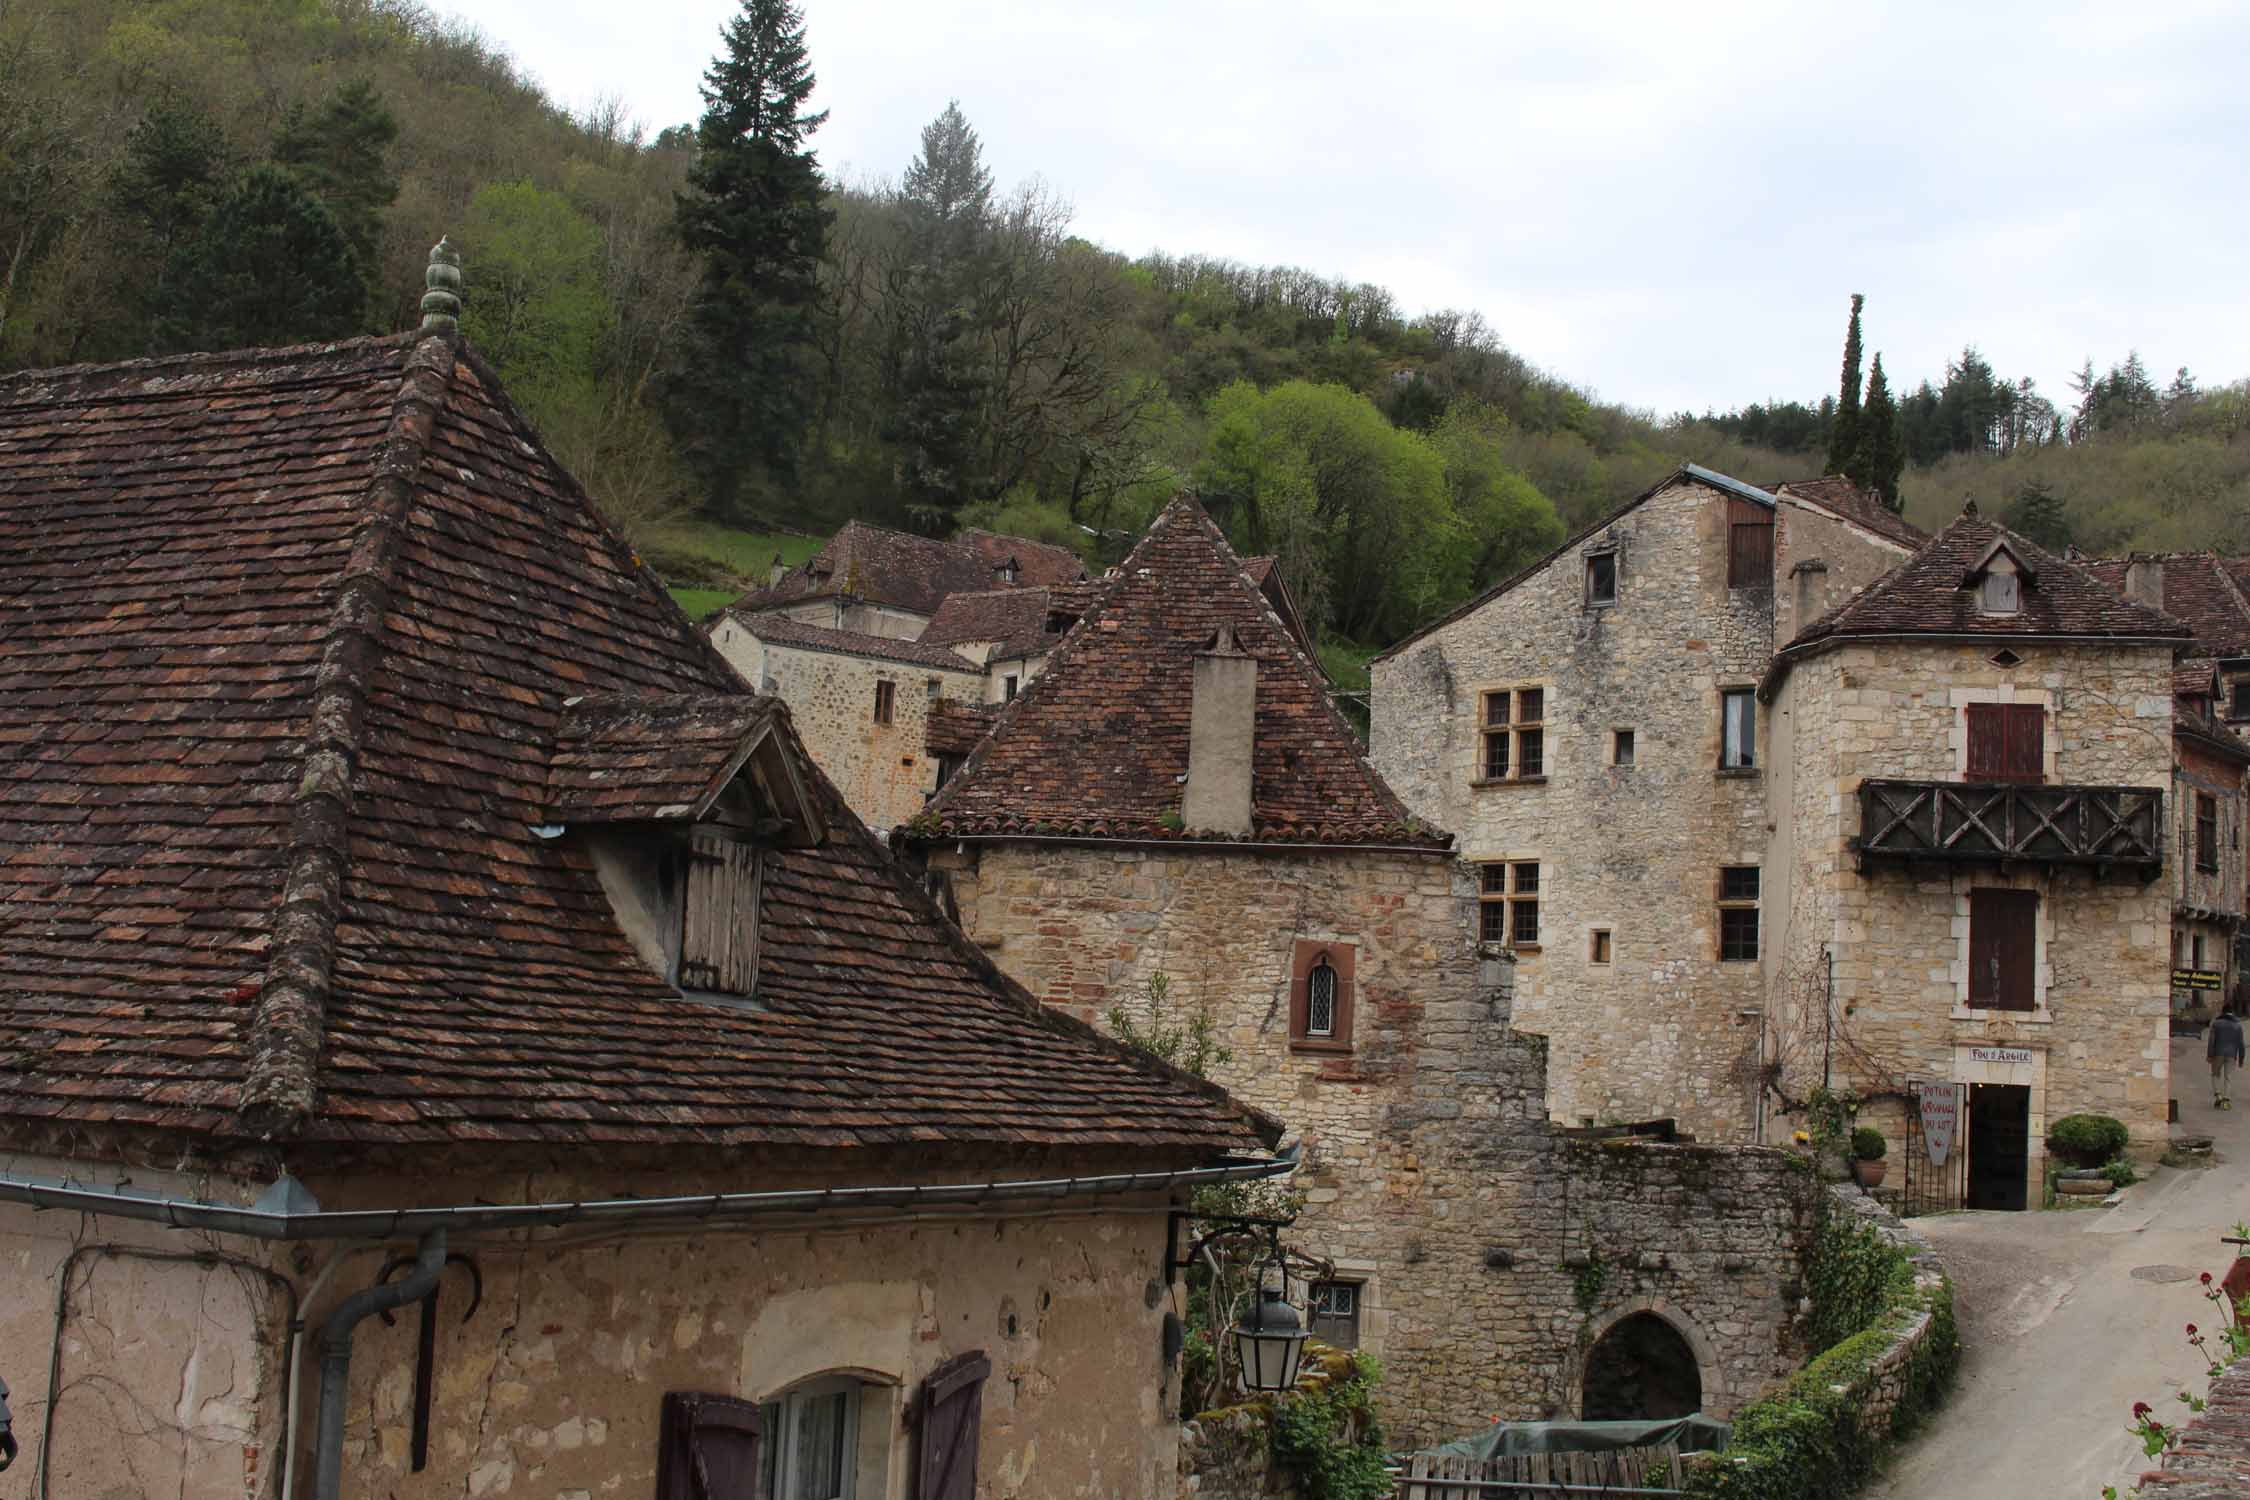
xmin=656 ymin=1392 xmax=762 ymax=1500
xmin=916 ymin=1351 xmax=991 ymax=1500
xmin=1970 ymin=890 xmax=2038 ymax=1011
xmin=1966 ymin=706 xmax=2003 ymax=779
xmin=2003 ymin=705 xmax=2043 ymax=784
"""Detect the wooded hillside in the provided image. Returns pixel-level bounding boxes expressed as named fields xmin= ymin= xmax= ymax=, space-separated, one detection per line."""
xmin=5 ymin=0 xmax=2242 ymax=654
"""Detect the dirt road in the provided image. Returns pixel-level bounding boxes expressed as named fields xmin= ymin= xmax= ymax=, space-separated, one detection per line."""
xmin=1867 ymin=1039 xmax=2250 ymax=1499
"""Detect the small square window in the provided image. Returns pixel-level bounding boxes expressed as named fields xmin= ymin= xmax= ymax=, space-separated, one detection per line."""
xmin=1586 ymin=552 xmax=1617 ymax=607
xmin=1720 ymin=866 xmax=1760 ymax=903
xmin=1613 ymin=729 xmax=1635 ymax=767
xmin=1003 ymin=674 xmax=1020 ymax=700
xmin=1719 ymin=907 xmax=1759 ymax=962
xmin=1517 ymin=728 xmax=1544 ymax=778
xmin=1513 ymin=861 xmax=1540 ymax=895
xmin=1590 ymin=929 xmax=1612 ymax=965
xmin=1478 ymin=861 xmax=1541 ymax=949
xmin=1309 ymin=1281 xmax=1361 ymax=1349
xmin=1517 ymin=687 xmax=1544 ymax=724
xmin=873 ymin=679 xmax=896 ymax=724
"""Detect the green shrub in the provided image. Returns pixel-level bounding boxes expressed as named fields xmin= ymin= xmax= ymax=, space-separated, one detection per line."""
xmin=2100 ymin=1158 xmax=2138 ymax=1189
xmin=1850 ymin=1127 xmax=1886 ymax=1162
xmin=1270 ymin=1351 xmax=1392 ymax=1500
xmin=2047 ymin=1113 xmax=2129 ymax=1167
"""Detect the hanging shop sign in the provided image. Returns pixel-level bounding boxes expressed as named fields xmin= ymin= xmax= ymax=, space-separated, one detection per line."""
xmin=1918 ymin=1082 xmax=1959 ymax=1166
xmin=2172 ymin=968 xmax=2224 ymax=991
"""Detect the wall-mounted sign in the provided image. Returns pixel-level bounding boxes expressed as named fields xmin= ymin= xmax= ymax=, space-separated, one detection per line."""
xmin=2173 ymin=968 xmax=2224 ymax=991
xmin=1967 ymin=1045 xmax=2036 ymax=1068
xmin=1918 ymin=1082 xmax=1960 ymax=1166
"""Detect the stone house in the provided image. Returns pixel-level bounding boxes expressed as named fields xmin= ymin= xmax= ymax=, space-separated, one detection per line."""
xmin=2081 ymin=553 xmax=2250 ymax=1019
xmin=0 ymin=255 xmax=1286 ymax=1500
xmin=1369 ymin=467 xmax=1922 ymax=1138
xmin=1761 ymin=511 xmax=2188 ymax=1206
xmin=903 ymin=497 xmax=1824 ymax=1443
xmin=725 ymin=519 xmax=1087 ymax=641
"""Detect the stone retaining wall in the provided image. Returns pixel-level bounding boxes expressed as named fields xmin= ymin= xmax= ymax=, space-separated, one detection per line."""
xmin=2139 ymin=1359 xmax=2250 ymax=1498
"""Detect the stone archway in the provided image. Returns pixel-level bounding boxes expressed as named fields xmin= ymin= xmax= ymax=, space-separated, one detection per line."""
xmin=1566 ymin=1298 xmax=1724 ymax=1420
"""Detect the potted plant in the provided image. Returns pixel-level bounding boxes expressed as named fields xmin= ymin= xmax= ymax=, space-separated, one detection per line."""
xmin=1851 ymin=1126 xmax=1888 ymax=1188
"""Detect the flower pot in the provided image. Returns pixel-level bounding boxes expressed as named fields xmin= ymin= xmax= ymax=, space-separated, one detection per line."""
xmin=1852 ymin=1158 xmax=1888 ymax=1189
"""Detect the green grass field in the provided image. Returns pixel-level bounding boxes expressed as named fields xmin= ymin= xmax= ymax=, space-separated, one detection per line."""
xmin=668 ymin=587 xmax=738 ymax=622
xmin=640 ymin=520 xmax=827 ymax=622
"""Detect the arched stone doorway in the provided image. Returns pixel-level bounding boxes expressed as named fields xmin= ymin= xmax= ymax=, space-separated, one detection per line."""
xmin=1579 ymin=1311 xmax=1704 ymax=1421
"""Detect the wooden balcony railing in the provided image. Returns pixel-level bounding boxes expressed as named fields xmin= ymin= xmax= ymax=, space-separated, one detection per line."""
xmin=1852 ymin=779 xmax=2164 ymax=877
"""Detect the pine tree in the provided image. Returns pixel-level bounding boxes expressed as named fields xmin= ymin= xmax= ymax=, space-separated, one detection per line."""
xmin=666 ymin=0 xmax=832 ymax=516
xmin=2002 ymin=480 xmax=2073 ymax=551
xmin=892 ymin=101 xmax=997 ymax=527
xmin=272 ymin=81 xmax=398 ymax=304
xmin=900 ymin=100 xmax=993 ymax=290
xmin=156 ymin=165 xmax=364 ymax=352
xmin=1848 ymin=353 xmax=1906 ymax=511
xmin=110 ymin=101 xmax=230 ymax=345
xmin=1823 ymin=293 xmax=1864 ymax=475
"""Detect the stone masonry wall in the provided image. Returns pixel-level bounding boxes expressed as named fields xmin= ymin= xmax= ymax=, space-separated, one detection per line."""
xmin=2140 ymin=1358 xmax=2250 ymax=1498
xmin=2170 ymin=735 xmax=2244 ymax=1019
xmin=710 ymin=616 xmax=984 ymax=833
xmin=1770 ymin=639 xmax=2177 ymax=1170
xmin=939 ymin=840 xmax=1820 ymax=1446
xmin=1770 ymin=496 xmax=1916 ymax=648
xmin=1371 ymin=479 xmax=1897 ymax=1139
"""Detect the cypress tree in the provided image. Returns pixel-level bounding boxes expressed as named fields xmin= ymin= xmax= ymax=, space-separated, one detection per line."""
xmin=666 ymin=0 xmax=833 ymax=517
xmin=1824 ymin=292 xmax=1864 ymax=476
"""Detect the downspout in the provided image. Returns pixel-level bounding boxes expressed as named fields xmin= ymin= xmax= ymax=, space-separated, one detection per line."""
xmin=313 ymin=1229 xmax=445 ymax=1500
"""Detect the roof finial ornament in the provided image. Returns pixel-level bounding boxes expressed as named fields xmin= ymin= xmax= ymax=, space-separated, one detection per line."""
xmin=1962 ymin=497 xmax=1979 ymax=518
xmin=419 ymin=237 xmax=462 ymax=336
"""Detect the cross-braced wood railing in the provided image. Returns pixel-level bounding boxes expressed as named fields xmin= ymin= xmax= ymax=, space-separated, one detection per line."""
xmin=1853 ymin=779 xmax=2164 ymax=877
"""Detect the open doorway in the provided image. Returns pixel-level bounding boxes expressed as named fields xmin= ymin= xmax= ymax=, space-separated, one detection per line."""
xmin=1968 ymin=1083 xmax=2030 ymax=1210
xmin=1581 ymin=1312 xmax=1703 ymax=1420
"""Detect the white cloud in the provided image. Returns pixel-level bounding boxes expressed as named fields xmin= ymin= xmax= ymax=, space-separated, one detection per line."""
xmin=450 ymin=0 xmax=2247 ymax=414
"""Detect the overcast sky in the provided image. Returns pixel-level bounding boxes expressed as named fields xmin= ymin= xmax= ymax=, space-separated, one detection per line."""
xmin=455 ymin=0 xmax=2244 ymax=417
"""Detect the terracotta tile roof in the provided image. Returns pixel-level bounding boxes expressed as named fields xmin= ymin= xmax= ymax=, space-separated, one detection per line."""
xmin=910 ymin=497 xmax=1448 ymax=849
xmin=925 ymin=699 xmax=1000 ymax=758
xmin=725 ymin=521 xmax=1086 ymax=618
xmin=2177 ymin=659 xmax=2221 ymax=699
xmin=1240 ymin=556 xmax=1314 ymax=655
xmin=921 ymin=586 xmax=1058 ymax=649
xmin=1770 ymin=476 xmax=1928 ymax=549
xmin=721 ymin=611 xmax=980 ymax=672
xmin=546 ymin=694 xmax=781 ymax=823
xmin=1785 ymin=510 xmax=2192 ymax=652
xmin=0 ymin=331 xmax=1270 ymax=1162
xmin=2078 ymin=554 xmax=2250 ymax=657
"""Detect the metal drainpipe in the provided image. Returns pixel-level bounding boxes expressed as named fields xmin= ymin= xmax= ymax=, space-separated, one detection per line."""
xmin=313 ymin=1229 xmax=445 ymax=1500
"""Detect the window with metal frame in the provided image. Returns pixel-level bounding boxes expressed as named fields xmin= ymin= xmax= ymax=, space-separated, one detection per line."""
xmin=2198 ymin=793 xmax=2220 ymax=873
xmin=1720 ymin=690 xmax=1756 ymax=770
xmin=1309 ymin=1281 xmax=1362 ymax=1349
xmin=1289 ymin=940 xmax=1356 ymax=1050
xmin=757 ymin=1378 xmax=859 ymax=1500
xmin=1478 ymin=862 xmax=1540 ymax=948
xmin=1717 ymin=866 xmax=1759 ymax=962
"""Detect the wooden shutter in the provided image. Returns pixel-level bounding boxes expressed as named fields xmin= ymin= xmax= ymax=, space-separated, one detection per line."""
xmin=1966 ymin=706 xmax=2004 ymax=779
xmin=656 ymin=1392 xmax=762 ymax=1500
xmin=916 ymin=1350 xmax=990 ymax=1500
xmin=679 ymin=829 xmax=760 ymax=995
xmin=1967 ymin=705 xmax=2044 ymax=783
xmin=1970 ymin=890 xmax=2038 ymax=1011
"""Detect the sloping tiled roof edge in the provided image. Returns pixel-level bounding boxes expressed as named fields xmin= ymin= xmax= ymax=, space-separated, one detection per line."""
xmin=1374 ymin=464 xmax=1724 ymax=665
xmin=236 ymin=329 xmax=459 ymax=1137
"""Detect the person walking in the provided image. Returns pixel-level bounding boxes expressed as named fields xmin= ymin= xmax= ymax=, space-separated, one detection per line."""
xmin=2209 ymin=1006 xmax=2246 ymax=1109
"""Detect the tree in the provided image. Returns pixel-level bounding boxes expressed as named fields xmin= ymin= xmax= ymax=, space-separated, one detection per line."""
xmin=157 ymin=165 xmax=364 ymax=352
xmin=1847 ymin=353 xmax=1905 ymax=510
xmin=1824 ymin=293 xmax=1864 ymax=475
xmin=1428 ymin=399 xmax=1563 ymax=590
xmin=899 ymin=100 xmax=993 ymax=290
xmin=667 ymin=0 xmax=832 ymax=516
xmin=272 ymin=80 xmax=399 ymax=303
xmin=2002 ymin=480 xmax=2072 ymax=551
xmin=110 ymin=100 xmax=230 ymax=345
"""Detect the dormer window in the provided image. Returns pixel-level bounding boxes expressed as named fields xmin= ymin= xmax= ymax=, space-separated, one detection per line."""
xmin=996 ymin=558 xmax=1020 ymax=585
xmin=1967 ymin=542 xmax=2029 ymax=617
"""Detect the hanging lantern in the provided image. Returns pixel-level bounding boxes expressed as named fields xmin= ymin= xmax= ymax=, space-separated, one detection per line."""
xmin=1231 ymin=1256 xmax=1310 ymax=1393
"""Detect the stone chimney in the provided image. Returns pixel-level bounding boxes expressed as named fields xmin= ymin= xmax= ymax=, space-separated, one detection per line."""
xmin=1791 ymin=559 xmax=1829 ymax=629
xmin=2124 ymin=553 xmax=2165 ymax=613
xmin=1181 ymin=624 xmax=1256 ymax=836
xmin=768 ymin=551 xmax=786 ymax=587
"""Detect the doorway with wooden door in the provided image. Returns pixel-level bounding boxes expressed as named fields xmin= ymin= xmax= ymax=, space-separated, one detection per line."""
xmin=1967 ymin=1083 xmax=2031 ymax=1210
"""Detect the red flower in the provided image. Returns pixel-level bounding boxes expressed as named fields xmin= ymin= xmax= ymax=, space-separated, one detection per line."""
xmin=2134 ymin=1402 xmax=2153 ymax=1419
xmin=2202 ymin=1272 xmax=2215 ymax=1285
xmin=2187 ymin=1323 xmax=2200 ymax=1336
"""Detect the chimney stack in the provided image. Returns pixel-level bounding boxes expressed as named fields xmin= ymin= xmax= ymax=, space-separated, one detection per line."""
xmin=769 ymin=551 xmax=786 ymax=588
xmin=1181 ymin=624 xmax=1256 ymax=837
xmin=1791 ymin=559 xmax=1829 ymax=631
xmin=2124 ymin=553 xmax=2165 ymax=613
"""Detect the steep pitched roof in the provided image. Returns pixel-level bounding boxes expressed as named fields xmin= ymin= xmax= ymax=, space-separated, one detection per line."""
xmin=0 ymin=328 xmax=1269 ymax=1163
xmin=1783 ymin=511 xmax=2192 ymax=653
xmin=721 ymin=611 xmax=981 ymax=672
xmin=1375 ymin=464 xmax=1768 ymax=664
xmin=2078 ymin=554 xmax=2250 ymax=658
xmin=546 ymin=694 xmax=803 ymax=826
xmin=725 ymin=520 xmax=1086 ymax=618
xmin=1770 ymin=476 xmax=1928 ymax=550
xmin=925 ymin=699 xmax=1000 ymax=757
xmin=911 ymin=497 xmax=1447 ymax=849
xmin=921 ymin=585 xmax=1059 ymax=650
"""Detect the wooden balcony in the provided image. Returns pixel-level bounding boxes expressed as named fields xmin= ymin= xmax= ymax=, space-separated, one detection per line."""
xmin=1852 ymin=779 xmax=2164 ymax=878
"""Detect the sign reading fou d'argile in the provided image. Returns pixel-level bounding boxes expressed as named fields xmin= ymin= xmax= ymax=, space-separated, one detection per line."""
xmin=1919 ymin=1082 xmax=1959 ymax=1166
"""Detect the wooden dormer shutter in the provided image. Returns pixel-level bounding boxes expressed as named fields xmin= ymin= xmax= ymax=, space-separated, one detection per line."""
xmin=679 ymin=829 xmax=760 ymax=994
xmin=1966 ymin=705 xmax=2044 ymax=785
xmin=656 ymin=1392 xmax=761 ymax=1499
xmin=916 ymin=1351 xmax=991 ymax=1500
